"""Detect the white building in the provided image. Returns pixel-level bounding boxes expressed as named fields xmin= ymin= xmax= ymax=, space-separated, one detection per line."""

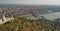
xmin=0 ymin=12 xmax=14 ymax=24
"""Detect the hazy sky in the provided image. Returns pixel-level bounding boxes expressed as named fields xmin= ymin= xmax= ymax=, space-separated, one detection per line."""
xmin=0 ymin=0 xmax=60 ymax=5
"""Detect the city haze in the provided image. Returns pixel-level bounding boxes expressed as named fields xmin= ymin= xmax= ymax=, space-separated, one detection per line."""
xmin=0 ymin=0 xmax=60 ymax=5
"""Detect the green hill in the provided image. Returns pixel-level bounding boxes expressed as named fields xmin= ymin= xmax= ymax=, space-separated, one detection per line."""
xmin=0 ymin=17 xmax=59 ymax=31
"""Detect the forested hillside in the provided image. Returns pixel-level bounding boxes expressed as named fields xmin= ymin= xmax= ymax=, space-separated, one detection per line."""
xmin=0 ymin=17 xmax=59 ymax=31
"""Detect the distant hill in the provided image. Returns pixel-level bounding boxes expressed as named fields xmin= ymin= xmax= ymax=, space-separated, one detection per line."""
xmin=0 ymin=4 xmax=60 ymax=8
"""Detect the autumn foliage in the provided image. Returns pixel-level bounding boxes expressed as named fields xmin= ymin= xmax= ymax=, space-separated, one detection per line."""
xmin=0 ymin=17 xmax=59 ymax=31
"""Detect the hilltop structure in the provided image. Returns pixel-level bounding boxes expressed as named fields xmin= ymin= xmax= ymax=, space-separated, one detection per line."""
xmin=0 ymin=9 xmax=14 ymax=24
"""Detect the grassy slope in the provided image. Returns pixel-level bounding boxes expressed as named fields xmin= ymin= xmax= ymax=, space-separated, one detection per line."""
xmin=0 ymin=17 xmax=59 ymax=31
